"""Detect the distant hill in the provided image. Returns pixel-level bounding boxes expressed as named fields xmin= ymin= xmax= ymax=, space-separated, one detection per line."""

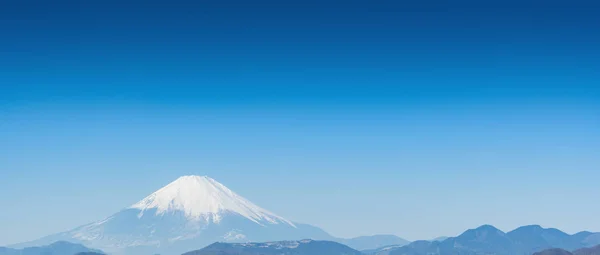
xmin=431 ymin=236 xmax=449 ymax=242
xmin=579 ymin=234 xmax=600 ymax=247
xmin=183 ymin=239 xmax=363 ymax=255
xmin=362 ymin=244 xmax=409 ymax=255
xmin=387 ymin=240 xmax=442 ymax=255
xmin=340 ymin=235 xmax=409 ymax=251
xmin=0 ymin=241 xmax=102 ymax=255
xmin=382 ymin=225 xmax=600 ymax=255
xmin=508 ymin=225 xmax=591 ymax=254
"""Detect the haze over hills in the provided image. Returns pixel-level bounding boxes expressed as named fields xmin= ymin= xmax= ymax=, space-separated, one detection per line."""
xmin=8 ymin=176 xmax=600 ymax=255
xmin=11 ymin=176 xmax=407 ymax=255
xmin=6 ymin=231 xmax=600 ymax=255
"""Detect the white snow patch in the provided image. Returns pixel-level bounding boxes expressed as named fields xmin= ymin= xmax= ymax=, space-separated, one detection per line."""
xmin=235 ymin=240 xmax=307 ymax=249
xmin=381 ymin=245 xmax=402 ymax=251
xmin=223 ymin=230 xmax=247 ymax=241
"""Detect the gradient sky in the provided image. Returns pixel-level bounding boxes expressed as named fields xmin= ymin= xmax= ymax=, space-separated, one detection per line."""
xmin=1 ymin=0 xmax=600 ymax=246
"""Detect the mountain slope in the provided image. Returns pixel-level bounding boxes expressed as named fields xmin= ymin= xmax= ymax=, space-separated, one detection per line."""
xmin=183 ymin=239 xmax=363 ymax=255
xmin=13 ymin=176 xmax=334 ymax=255
xmin=0 ymin=241 xmax=102 ymax=255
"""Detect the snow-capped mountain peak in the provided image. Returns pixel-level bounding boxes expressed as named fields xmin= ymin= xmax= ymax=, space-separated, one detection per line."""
xmin=130 ymin=175 xmax=295 ymax=227
xmin=14 ymin=175 xmax=337 ymax=255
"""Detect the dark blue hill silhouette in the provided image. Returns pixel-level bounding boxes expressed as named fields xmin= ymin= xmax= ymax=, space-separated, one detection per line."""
xmin=384 ymin=225 xmax=600 ymax=255
xmin=533 ymin=244 xmax=600 ymax=255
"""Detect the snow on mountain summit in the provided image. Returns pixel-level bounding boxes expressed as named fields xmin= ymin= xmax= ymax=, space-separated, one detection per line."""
xmin=130 ymin=175 xmax=295 ymax=227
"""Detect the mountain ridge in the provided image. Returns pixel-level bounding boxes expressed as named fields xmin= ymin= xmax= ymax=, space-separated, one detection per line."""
xmin=382 ymin=225 xmax=600 ymax=255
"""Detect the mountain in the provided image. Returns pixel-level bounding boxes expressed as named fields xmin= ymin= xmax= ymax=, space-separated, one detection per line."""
xmin=0 ymin=241 xmax=102 ymax=255
xmin=182 ymin=239 xmax=363 ymax=255
xmin=340 ymin=235 xmax=409 ymax=251
xmin=507 ymin=225 xmax=587 ymax=253
xmin=447 ymin=224 xmax=514 ymax=254
xmin=382 ymin=225 xmax=600 ymax=255
xmin=13 ymin=176 xmax=333 ymax=255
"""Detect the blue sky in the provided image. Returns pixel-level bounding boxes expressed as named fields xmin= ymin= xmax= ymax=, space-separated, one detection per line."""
xmin=1 ymin=1 xmax=600 ymax=246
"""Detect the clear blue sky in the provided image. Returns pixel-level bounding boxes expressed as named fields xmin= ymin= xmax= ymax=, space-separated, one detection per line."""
xmin=1 ymin=0 xmax=599 ymax=246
